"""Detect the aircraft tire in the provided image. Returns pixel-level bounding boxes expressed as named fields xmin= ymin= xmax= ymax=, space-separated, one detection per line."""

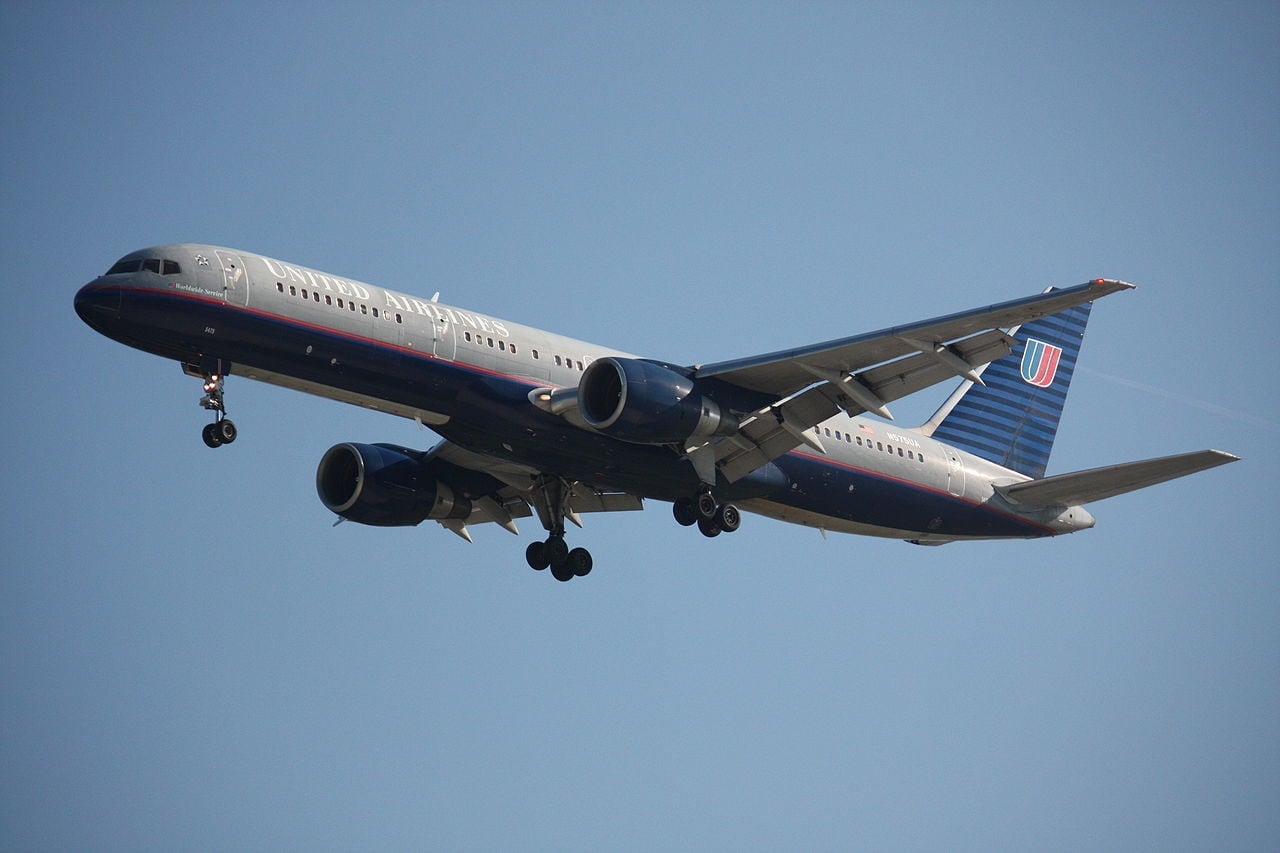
xmin=550 ymin=560 xmax=575 ymax=582
xmin=526 ymin=540 xmax=550 ymax=571
xmin=716 ymin=503 xmax=741 ymax=533
xmin=546 ymin=535 xmax=569 ymax=566
xmin=697 ymin=517 xmax=721 ymax=538
xmin=202 ymin=422 xmax=222 ymax=448
xmin=568 ymin=547 xmax=593 ymax=577
xmin=673 ymin=497 xmax=698 ymax=527
xmin=217 ymin=419 xmax=238 ymax=444
xmin=695 ymin=491 xmax=718 ymax=522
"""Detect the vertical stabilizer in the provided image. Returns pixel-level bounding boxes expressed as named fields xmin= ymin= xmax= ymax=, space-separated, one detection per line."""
xmin=921 ymin=294 xmax=1092 ymax=478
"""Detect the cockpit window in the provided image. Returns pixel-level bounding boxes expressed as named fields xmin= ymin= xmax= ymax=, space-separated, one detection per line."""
xmin=106 ymin=257 xmax=182 ymax=276
xmin=107 ymin=259 xmax=143 ymax=275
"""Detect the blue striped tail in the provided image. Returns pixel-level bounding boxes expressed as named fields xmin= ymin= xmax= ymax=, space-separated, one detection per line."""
xmin=924 ymin=296 xmax=1092 ymax=478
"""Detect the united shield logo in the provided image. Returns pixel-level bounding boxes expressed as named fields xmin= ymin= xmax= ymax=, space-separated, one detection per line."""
xmin=1020 ymin=338 xmax=1062 ymax=388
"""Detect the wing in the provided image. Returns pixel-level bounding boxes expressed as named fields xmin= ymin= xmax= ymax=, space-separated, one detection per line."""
xmin=696 ymin=279 xmax=1133 ymax=395
xmin=426 ymin=441 xmax=643 ymax=541
xmin=699 ymin=279 xmax=1135 ymax=482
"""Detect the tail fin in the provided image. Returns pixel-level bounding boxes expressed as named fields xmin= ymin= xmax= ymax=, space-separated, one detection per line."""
xmin=921 ymin=293 xmax=1093 ymax=478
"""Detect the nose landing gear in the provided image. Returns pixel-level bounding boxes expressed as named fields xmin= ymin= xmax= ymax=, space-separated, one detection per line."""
xmin=197 ymin=373 xmax=237 ymax=448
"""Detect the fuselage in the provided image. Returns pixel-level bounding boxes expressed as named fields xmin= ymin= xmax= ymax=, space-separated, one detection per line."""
xmin=74 ymin=243 xmax=1094 ymax=542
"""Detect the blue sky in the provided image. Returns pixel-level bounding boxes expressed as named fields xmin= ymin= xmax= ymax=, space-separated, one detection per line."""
xmin=3 ymin=2 xmax=1277 ymax=849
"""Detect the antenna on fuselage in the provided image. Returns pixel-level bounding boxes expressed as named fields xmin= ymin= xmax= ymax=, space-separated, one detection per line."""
xmin=431 ymin=292 xmax=440 ymax=302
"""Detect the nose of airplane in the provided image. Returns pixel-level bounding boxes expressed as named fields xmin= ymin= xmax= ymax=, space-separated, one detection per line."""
xmin=74 ymin=281 xmax=122 ymax=328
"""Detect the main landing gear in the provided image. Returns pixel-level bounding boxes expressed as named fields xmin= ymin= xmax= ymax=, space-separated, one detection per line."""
xmin=198 ymin=373 xmax=238 ymax=448
xmin=524 ymin=476 xmax=593 ymax=582
xmin=672 ymin=487 xmax=741 ymax=538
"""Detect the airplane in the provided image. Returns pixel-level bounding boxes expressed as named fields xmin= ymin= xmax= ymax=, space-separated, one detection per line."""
xmin=74 ymin=244 xmax=1238 ymax=581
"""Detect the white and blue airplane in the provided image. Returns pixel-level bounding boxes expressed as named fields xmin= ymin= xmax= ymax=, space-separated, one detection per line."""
xmin=75 ymin=245 xmax=1237 ymax=581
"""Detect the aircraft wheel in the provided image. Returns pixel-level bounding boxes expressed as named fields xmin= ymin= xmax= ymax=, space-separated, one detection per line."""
xmin=202 ymin=422 xmax=223 ymax=448
xmin=550 ymin=559 xmax=575 ymax=582
xmin=673 ymin=497 xmax=698 ymax=527
xmin=695 ymin=491 xmax=718 ymax=522
xmin=716 ymin=503 xmax=741 ymax=534
xmin=526 ymin=540 xmax=550 ymax=571
xmin=217 ymin=418 xmax=238 ymax=444
xmin=546 ymin=535 xmax=569 ymax=566
xmin=697 ymin=517 xmax=721 ymax=538
xmin=568 ymin=547 xmax=593 ymax=577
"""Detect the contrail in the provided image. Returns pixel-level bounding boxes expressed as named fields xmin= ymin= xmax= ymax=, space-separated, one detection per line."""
xmin=1080 ymin=366 xmax=1278 ymax=433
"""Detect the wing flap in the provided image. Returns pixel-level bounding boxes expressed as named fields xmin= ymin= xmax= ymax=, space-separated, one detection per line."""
xmin=996 ymin=449 xmax=1238 ymax=507
xmin=425 ymin=440 xmax=643 ymax=540
xmin=718 ymin=385 xmax=839 ymax=482
xmin=714 ymin=329 xmax=1015 ymax=482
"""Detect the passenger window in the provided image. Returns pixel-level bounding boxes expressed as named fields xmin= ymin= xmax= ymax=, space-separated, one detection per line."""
xmin=301 ymin=289 xmax=308 ymax=299
xmin=361 ymin=305 xmax=367 ymax=314
xmin=289 ymin=286 xmax=297 ymax=296
xmin=337 ymin=298 xmax=344 ymax=309
xmin=532 ymin=349 xmax=540 ymax=360
xmin=555 ymin=355 xmax=563 ymax=366
xmin=898 ymin=447 xmax=904 ymax=457
xmin=276 ymin=282 xmax=284 ymax=293
xmin=372 ymin=307 xmax=379 ymax=318
xmin=325 ymin=295 xmax=333 ymax=306
xmin=395 ymin=314 xmax=402 ymax=324
xmin=142 ymin=258 xmax=161 ymax=273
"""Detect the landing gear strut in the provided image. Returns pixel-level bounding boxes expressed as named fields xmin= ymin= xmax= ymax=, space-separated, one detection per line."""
xmin=525 ymin=476 xmax=592 ymax=581
xmin=197 ymin=373 xmax=237 ymax=448
xmin=673 ymin=486 xmax=741 ymax=538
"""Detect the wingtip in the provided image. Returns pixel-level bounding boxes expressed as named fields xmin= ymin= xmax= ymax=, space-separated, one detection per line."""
xmin=1090 ymin=278 xmax=1138 ymax=294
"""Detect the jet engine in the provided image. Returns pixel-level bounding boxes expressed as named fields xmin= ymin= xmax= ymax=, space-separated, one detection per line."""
xmin=577 ymin=357 xmax=738 ymax=445
xmin=316 ymin=442 xmax=472 ymax=527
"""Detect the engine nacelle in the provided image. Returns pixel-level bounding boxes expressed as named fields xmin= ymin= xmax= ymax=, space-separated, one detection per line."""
xmin=578 ymin=357 xmax=738 ymax=445
xmin=316 ymin=442 xmax=472 ymax=527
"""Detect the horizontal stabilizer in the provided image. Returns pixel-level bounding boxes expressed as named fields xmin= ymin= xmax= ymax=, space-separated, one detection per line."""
xmin=996 ymin=449 xmax=1238 ymax=507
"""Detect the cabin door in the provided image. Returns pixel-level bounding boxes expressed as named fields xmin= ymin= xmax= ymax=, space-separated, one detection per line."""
xmin=214 ymin=250 xmax=250 ymax=306
xmin=431 ymin=313 xmax=456 ymax=360
xmin=946 ymin=452 xmax=966 ymax=497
